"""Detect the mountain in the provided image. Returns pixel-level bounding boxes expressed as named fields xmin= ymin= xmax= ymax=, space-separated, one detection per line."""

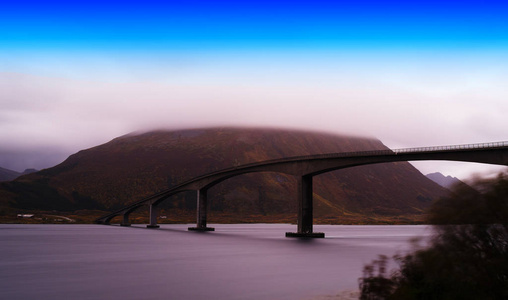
xmin=426 ymin=172 xmax=463 ymax=189
xmin=21 ymin=169 xmax=38 ymax=176
xmin=0 ymin=167 xmax=20 ymax=182
xmin=0 ymin=127 xmax=448 ymax=221
xmin=0 ymin=167 xmax=37 ymax=183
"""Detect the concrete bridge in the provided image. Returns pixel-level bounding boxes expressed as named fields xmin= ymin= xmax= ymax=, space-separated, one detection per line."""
xmin=96 ymin=141 xmax=508 ymax=237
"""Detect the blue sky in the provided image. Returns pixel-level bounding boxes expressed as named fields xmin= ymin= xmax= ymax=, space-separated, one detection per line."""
xmin=1 ymin=0 xmax=508 ymax=178
xmin=2 ymin=0 xmax=508 ymax=49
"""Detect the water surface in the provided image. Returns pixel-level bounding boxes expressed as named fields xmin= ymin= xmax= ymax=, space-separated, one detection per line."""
xmin=0 ymin=224 xmax=430 ymax=300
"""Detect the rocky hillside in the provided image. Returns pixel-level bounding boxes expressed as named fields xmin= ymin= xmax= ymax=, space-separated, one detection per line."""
xmin=0 ymin=127 xmax=447 ymax=220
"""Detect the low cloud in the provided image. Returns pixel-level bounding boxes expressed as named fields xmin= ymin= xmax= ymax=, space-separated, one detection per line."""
xmin=1 ymin=61 xmax=507 ymax=177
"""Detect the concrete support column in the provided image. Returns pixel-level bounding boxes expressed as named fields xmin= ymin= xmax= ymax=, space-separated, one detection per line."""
xmin=286 ymin=175 xmax=324 ymax=238
xmin=298 ymin=174 xmax=314 ymax=234
xmin=120 ymin=212 xmax=131 ymax=227
xmin=146 ymin=203 xmax=160 ymax=228
xmin=188 ymin=188 xmax=214 ymax=232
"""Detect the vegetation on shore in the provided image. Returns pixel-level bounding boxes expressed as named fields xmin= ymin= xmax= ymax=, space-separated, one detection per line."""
xmin=358 ymin=172 xmax=508 ymax=299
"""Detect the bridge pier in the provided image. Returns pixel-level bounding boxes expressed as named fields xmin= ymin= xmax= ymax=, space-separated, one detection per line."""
xmin=146 ymin=203 xmax=160 ymax=228
xmin=286 ymin=175 xmax=324 ymax=238
xmin=101 ymin=215 xmax=116 ymax=225
xmin=120 ymin=212 xmax=131 ymax=227
xmin=189 ymin=188 xmax=215 ymax=232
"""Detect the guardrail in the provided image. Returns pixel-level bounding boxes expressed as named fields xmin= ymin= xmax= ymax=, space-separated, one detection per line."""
xmin=393 ymin=141 xmax=508 ymax=154
xmin=235 ymin=141 xmax=508 ymax=168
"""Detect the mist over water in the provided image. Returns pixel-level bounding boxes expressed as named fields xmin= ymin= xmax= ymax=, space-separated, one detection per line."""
xmin=0 ymin=224 xmax=430 ymax=300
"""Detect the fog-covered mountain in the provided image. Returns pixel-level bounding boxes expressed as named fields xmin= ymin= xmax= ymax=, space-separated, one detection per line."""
xmin=0 ymin=127 xmax=447 ymax=220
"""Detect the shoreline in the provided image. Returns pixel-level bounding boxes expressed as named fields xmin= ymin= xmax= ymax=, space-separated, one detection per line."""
xmin=1 ymin=209 xmax=428 ymax=225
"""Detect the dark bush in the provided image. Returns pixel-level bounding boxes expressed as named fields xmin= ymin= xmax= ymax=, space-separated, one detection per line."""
xmin=359 ymin=172 xmax=508 ymax=299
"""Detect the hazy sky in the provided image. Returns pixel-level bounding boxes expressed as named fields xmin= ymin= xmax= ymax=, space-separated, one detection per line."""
xmin=1 ymin=0 xmax=508 ymax=179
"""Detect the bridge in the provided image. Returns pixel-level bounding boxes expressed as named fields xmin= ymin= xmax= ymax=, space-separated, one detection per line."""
xmin=96 ymin=141 xmax=508 ymax=237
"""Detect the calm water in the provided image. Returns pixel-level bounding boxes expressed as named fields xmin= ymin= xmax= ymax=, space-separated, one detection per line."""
xmin=0 ymin=224 xmax=431 ymax=300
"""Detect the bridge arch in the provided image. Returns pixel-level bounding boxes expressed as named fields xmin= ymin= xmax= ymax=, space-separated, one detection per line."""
xmin=96 ymin=141 xmax=508 ymax=237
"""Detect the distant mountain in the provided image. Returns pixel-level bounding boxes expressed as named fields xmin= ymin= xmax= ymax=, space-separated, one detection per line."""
xmin=0 ymin=167 xmax=38 ymax=182
xmin=0 ymin=167 xmax=20 ymax=182
xmin=21 ymin=169 xmax=38 ymax=176
xmin=426 ymin=172 xmax=463 ymax=189
xmin=0 ymin=127 xmax=448 ymax=220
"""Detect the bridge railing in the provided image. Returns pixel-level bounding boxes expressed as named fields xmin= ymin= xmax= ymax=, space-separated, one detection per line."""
xmin=393 ymin=141 xmax=508 ymax=154
xmin=108 ymin=140 xmax=508 ymax=204
xmin=203 ymin=141 xmax=508 ymax=175
xmin=232 ymin=141 xmax=508 ymax=169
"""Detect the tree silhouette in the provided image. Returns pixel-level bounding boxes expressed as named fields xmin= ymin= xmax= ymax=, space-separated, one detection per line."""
xmin=359 ymin=172 xmax=508 ymax=299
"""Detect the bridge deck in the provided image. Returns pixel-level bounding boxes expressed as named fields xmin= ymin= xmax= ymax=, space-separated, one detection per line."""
xmin=96 ymin=141 xmax=508 ymax=237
